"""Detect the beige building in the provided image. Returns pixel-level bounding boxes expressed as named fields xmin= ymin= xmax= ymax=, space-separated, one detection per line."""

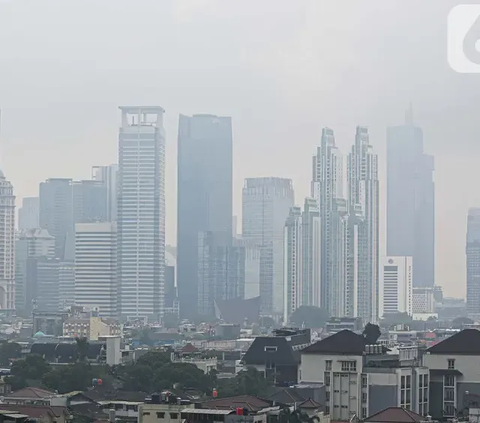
xmin=63 ymin=316 xmax=121 ymax=341
xmin=139 ymin=402 xmax=193 ymax=423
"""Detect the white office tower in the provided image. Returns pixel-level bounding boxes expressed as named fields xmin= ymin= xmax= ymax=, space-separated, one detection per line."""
xmin=15 ymin=228 xmax=55 ymax=313
xmin=242 ymin=177 xmax=294 ymax=316
xmin=92 ymin=164 xmax=118 ymax=222
xmin=302 ymin=198 xmax=321 ymax=308
xmin=379 ymin=256 xmax=413 ymax=318
xmin=312 ymin=128 xmax=346 ymax=317
xmin=75 ymin=222 xmax=117 ymax=318
xmin=18 ymin=197 xmax=39 ymax=230
xmin=347 ymin=126 xmax=379 ymax=322
xmin=284 ymin=207 xmax=303 ymax=322
xmin=0 ymin=169 xmax=15 ymax=312
xmin=117 ymin=107 xmax=166 ymax=322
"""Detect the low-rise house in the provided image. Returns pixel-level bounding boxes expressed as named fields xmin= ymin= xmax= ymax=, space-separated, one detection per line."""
xmin=139 ymin=392 xmax=194 ymax=423
xmin=3 ymin=387 xmax=57 ymax=406
xmin=0 ymin=404 xmax=70 ymax=423
xmin=363 ymin=407 xmax=426 ymax=423
xmin=299 ymin=330 xmax=429 ymax=421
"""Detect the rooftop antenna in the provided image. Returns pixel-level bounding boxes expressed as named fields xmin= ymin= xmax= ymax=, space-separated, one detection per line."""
xmin=405 ymin=102 xmax=414 ymax=126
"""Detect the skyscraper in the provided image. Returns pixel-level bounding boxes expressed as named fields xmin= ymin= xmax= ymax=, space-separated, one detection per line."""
xmin=39 ymin=178 xmax=74 ymax=260
xmin=242 ymin=177 xmax=294 ymax=315
xmin=92 ymin=164 xmax=118 ymax=222
xmin=73 ymin=180 xmax=108 ymax=223
xmin=312 ymin=128 xmax=345 ymax=317
xmin=0 ymin=169 xmax=15 ymax=312
xmin=117 ymin=106 xmax=166 ymax=322
xmin=75 ymin=222 xmax=117 ymax=318
xmin=177 ymin=114 xmax=233 ymax=318
xmin=387 ymin=109 xmax=435 ymax=288
xmin=347 ymin=126 xmax=379 ymax=322
xmin=466 ymin=208 xmax=480 ymax=317
xmin=379 ymin=256 xmax=413 ymax=318
xmin=18 ymin=197 xmax=39 ymax=230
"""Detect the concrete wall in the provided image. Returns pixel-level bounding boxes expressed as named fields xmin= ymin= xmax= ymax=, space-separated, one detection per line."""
xmin=299 ymin=353 xmax=363 ymax=383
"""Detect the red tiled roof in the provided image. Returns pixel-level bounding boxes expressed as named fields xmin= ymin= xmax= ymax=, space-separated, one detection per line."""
xmin=181 ymin=343 xmax=199 ymax=353
xmin=365 ymin=407 xmax=424 ymax=423
xmin=7 ymin=387 xmax=56 ymax=399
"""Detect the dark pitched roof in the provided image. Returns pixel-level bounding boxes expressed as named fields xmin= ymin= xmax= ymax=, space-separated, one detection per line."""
xmin=427 ymin=329 xmax=480 ymax=355
xmin=241 ymin=337 xmax=297 ymax=365
xmin=265 ymin=388 xmax=307 ymax=405
xmin=298 ymin=398 xmax=322 ymax=410
xmin=83 ymin=389 xmax=148 ymax=403
xmin=365 ymin=407 xmax=424 ymax=423
xmin=200 ymin=395 xmax=272 ymax=412
xmin=0 ymin=404 xmax=68 ymax=419
xmin=180 ymin=343 xmax=199 ymax=353
xmin=302 ymin=330 xmax=366 ymax=355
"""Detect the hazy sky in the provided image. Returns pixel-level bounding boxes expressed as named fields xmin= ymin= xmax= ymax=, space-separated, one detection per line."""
xmin=1 ymin=0 xmax=479 ymax=298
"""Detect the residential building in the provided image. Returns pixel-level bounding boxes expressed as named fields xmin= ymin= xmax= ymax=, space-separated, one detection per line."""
xmin=379 ymin=257 xmax=413 ymax=318
xmin=117 ymin=106 xmax=166 ymax=321
xmin=363 ymin=407 xmax=427 ymax=423
xmin=3 ymin=387 xmax=56 ymax=406
xmin=302 ymin=198 xmax=321 ymax=309
xmin=347 ymin=126 xmax=379 ymax=322
xmin=241 ymin=328 xmax=311 ymax=386
xmin=18 ymin=197 xmax=39 ymax=230
xmin=75 ymin=222 xmax=117 ymax=318
xmin=197 ymin=232 xmax=245 ymax=317
xmin=15 ymin=228 xmax=55 ymax=314
xmin=177 ymin=114 xmax=233 ymax=319
xmin=387 ymin=108 xmax=435 ymax=288
xmin=139 ymin=393 xmax=194 ymax=423
xmin=0 ymin=403 xmax=70 ymax=423
xmin=0 ymin=169 xmax=15 ymax=312
xmin=39 ymin=178 xmax=74 ymax=261
xmin=242 ymin=177 xmax=294 ymax=315
xmin=92 ymin=164 xmax=118 ymax=222
xmin=299 ymin=330 xmax=429 ymax=420
xmin=312 ymin=128 xmax=345 ymax=317
xmin=72 ymin=179 xmax=108 ymax=223
xmin=467 ymin=208 xmax=480 ymax=317
xmin=423 ymin=329 xmax=480 ymax=419
xmin=63 ymin=315 xmax=121 ymax=341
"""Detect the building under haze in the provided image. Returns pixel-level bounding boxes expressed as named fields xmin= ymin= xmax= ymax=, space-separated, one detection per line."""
xmin=39 ymin=178 xmax=74 ymax=261
xmin=18 ymin=197 xmax=39 ymax=230
xmin=347 ymin=126 xmax=379 ymax=322
xmin=0 ymin=170 xmax=15 ymax=312
xmin=176 ymin=114 xmax=233 ymax=319
xmin=92 ymin=164 xmax=118 ymax=222
xmin=242 ymin=177 xmax=294 ymax=316
xmin=312 ymin=128 xmax=347 ymax=317
xmin=75 ymin=222 xmax=117 ymax=318
xmin=73 ymin=179 xmax=108 ymax=223
xmin=379 ymin=256 xmax=413 ymax=318
xmin=117 ymin=106 xmax=165 ymax=322
xmin=387 ymin=108 xmax=435 ymax=288
xmin=466 ymin=208 xmax=480 ymax=318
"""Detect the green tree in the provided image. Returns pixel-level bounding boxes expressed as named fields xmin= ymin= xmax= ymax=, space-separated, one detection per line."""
xmin=290 ymin=306 xmax=330 ymax=328
xmin=43 ymin=362 xmax=94 ymax=393
xmin=452 ymin=316 xmax=474 ymax=329
xmin=75 ymin=337 xmax=89 ymax=362
xmin=380 ymin=312 xmax=412 ymax=328
xmin=362 ymin=323 xmax=381 ymax=344
xmin=216 ymin=368 xmax=268 ymax=398
xmin=0 ymin=342 xmax=22 ymax=366
xmin=6 ymin=354 xmax=51 ymax=389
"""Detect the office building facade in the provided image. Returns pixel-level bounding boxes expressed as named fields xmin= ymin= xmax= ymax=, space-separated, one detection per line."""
xmin=117 ymin=106 xmax=166 ymax=321
xmin=92 ymin=164 xmax=118 ymax=222
xmin=177 ymin=114 xmax=233 ymax=319
xmin=18 ymin=197 xmax=39 ymax=230
xmin=466 ymin=208 xmax=480 ymax=317
xmin=379 ymin=256 xmax=413 ymax=318
xmin=242 ymin=177 xmax=294 ymax=315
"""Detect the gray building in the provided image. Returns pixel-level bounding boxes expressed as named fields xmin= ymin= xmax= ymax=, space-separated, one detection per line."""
xmin=198 ymin=231 xmax=245 ymax=317
xmin=92 ymin=164 xmax=118 ymax=222
xmin=424 ymin=329 xmax=480 ymax=420
xmin=242 ymin=177 xmax=294 ymax=316
xmin=300 ymin=330 xmax=429 ymax=420
xmin=466 ymin=208 xmax=480 ymax=317
xmin=39 ymin=178 xmax=74 ymax=260
xmin=15 ymin=228 xmax=55 ymax=315
xmin=34 ymin=257 xmax=61 ymax=312
xmin=177 ymin=114 xmax=233 ymax=319
xmin=73 ymin=179 xmax=108 ymax=223
xmin=18 ymin=197 xmax=39 ymax=230
xmin=387 ymin=109 xmax=435 ymax=287
xmin=117 ymin=106 xmax=166 ymax=322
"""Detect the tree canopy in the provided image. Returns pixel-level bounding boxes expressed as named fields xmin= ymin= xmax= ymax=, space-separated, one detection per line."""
xmin=290 ymin=306 xmax=329 ymax=328
xmin=452 ymin=316 xmax=474 ymax=329
xmin=380 ymin=312 xmax=412 ymax=328
xmin=362 ymin=323 xmax=381 ymax=344
xmin=0 ymin=342 xmax=22 ymax=366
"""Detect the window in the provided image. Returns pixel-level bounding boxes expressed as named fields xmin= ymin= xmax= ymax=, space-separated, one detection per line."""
xmin=362 ymin=392 xmax=367 ymax=403
xmin=156 ymin=412 xmax=165 ymax=418
xmin=324 ymin=372 xmax=331 ymax=386
xmin=444 ymin=375 xmax=455 ymax=387
xmin=445 ymin=404 xmax=455 ymax=417
xmin=143 ymin=412 xmax=151 ymax=416
xmin=362 ymin=407 xmax=368 ymax=419
xmin=170 ymin=413 xmax=178 ymax=419
xmin=448 ymin=359 xmax=455 ymax=370
xmin=341 ymin=361 xmax=357 ymax=372
xmin=326 ymin=360 xmax=332 ymax=371
xmin=264 ymin=346 xmax=277 ymax=352
xmin=362 ymin=375 xmax=368 ymax=388
xmin=445 ymin=387 xmax=455 ymax=401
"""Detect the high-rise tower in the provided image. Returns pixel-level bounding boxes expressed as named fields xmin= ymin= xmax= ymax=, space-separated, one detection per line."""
xmin=347 ymin=126 xmax=379 ymax=322
xmin=177 ymin=114 xmax=233 ymax=318
xmin=0 ymin=169 xmax=15 ymax=312
xmin=117 ymin=106 xmax=165 ymax=322
xmin=466 ymin=208 xmax=480 ymax=318
xmin=387 ymin=109 xmax=435 ymax=288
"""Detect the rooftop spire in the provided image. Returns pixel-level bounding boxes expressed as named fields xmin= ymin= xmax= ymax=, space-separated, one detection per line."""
xmin=405 ymin=102 xmax=414 ymax=125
